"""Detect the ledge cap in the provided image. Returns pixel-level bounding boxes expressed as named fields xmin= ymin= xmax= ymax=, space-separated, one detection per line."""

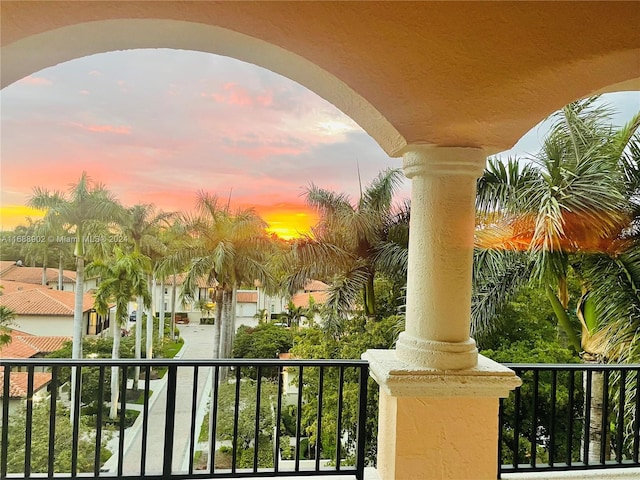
xmin=362 ymin=349 xmax=521 ymax=398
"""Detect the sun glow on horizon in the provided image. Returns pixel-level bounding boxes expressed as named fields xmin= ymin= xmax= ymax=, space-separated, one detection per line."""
xmin=0 ymin=205 xmax=46 ymax=230
xmin=257 ymin=205 xmax=318 ymax=240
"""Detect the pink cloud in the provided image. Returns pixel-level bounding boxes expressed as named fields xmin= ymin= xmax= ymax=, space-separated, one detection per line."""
xmin=201 ymin=83 xmax=274 ymax=107
xmin=21 ymin=76 xmax=52 ymax=86
xmin=67 ymin=122 xmax=131 ymax=135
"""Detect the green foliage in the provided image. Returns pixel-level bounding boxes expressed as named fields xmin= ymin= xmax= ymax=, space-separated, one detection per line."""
xmin=478 ymin=284 xmax=580 ymax=364
xmin=290 ymin=314 xmax=400 ymax=464
xmin=213 ymin=379 xmax=279 ymax=467
xmin=233 ymin=323 xmax=293 ymax=378
xmin=2 ymin=402 xmax=112 ymax=474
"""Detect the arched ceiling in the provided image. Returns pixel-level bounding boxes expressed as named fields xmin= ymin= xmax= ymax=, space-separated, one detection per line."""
xmin=2 ymin=1 xmax=639 ymax=156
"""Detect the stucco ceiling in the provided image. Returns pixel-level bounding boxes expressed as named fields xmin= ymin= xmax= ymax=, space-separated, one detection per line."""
xmin=1 ymin=1 xmax=639 ymax=155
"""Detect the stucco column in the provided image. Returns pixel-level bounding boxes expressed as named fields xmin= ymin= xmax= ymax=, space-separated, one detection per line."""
xmin=395 ymin=145 xmax=484 ymax=370
xmin=363 ymin=145 xmax=521 ymax=480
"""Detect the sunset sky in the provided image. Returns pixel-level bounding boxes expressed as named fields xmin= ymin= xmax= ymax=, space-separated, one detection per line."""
xmin=1 ymin=48 xmax=638 ymax=238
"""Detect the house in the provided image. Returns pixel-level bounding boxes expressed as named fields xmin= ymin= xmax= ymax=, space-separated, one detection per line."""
xmin=0 ymin=328 xmax=70 ymax=362
xmin=0 ymin=282 xmax=109 ymax=337
xmin=0 ymin=329 xmax=70 ymax=417
xmin=0 ymin=260 xmax=98 ymax=292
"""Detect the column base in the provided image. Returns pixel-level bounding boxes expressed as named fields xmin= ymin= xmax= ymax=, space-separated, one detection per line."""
xmin=395 ymin=331 xmax=478 ymax=370
xmin=362 ymin=350 xmax=521 ymax=480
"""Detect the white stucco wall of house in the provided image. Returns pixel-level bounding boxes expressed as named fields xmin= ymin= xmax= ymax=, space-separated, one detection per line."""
xmin=11 ymin=315 xmax=74 ymax=336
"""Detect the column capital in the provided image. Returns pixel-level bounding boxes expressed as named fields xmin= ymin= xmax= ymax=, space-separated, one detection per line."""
xmin=402 ymin=144 xmax=486 ymax=179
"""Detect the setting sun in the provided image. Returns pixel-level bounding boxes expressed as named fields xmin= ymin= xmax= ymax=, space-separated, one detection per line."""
xmin=256 ymin=204 xmax=318 ymax=240
xmin=0 ymin=205 xmax=45 ymax=230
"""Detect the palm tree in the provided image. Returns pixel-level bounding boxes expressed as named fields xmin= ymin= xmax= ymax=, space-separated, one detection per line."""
xmin=119 ymin=204 xmax=171 ymax=389
xmin=87 ymin=248 xmax=150 ymax=419
xmin=175 ymin=192 xmax=273 ymax=360
xmin=285 ymin=168 xmax=403 ymax=320
xmin=475 ymin=97 xmax=640 ymax=461
xmin=28 ymin=173 xmax=120 ymax=423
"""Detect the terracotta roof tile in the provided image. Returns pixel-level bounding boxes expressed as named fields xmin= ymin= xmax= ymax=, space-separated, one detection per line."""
xmin=0 ymin=264 xmax=75 ymax=285
xmin=236 ymin=291 xmax=258 ymax=303
xmin=0 ymin=330 xmax=70 ymax=359
xmin=0 ymin=280 xmax=52 ymax=294
xmin=0 ymin=372 xmax=51 ymax=398
xmin=0 ymin=288 xmax=95 ymax=315
xmin=304 ymin=280 xmax=329 ymax=292
xmin=291 ymin=291 xmax=328 ymax=308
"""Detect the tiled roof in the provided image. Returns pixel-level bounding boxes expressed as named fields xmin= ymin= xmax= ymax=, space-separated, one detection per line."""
xmin=0 ymin=280 xmax=52 ymax=294
xmin=0 ymin=372 xmax=51 ymax=398
xmin=0 ymin=261 xmax=17 ymax=275
xmin=0 ymin=329 xmax=70 ymax=359
xmin=291 ymin=291 xmax=328 ymax=308
xmin=0 ymin=288 xmax=95 ymax=315
xmin=0 ymin=263 xmax=75 ymax=285
xmin=236 ymin=291 xmax=258 ymax=303
xmin=303 ymin=280 xmax=329 ymax=292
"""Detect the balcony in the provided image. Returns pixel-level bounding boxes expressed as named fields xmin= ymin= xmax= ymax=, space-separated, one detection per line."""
xmin=1 ymin=358 xmax=369 ymax=479
xmin=4 ymin=359 xmax=640 ymax=479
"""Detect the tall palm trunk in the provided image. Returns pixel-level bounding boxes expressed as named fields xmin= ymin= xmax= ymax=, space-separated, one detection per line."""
xmin=212 ymin=288 xmax=223 ymax=358
xmin=228 ymin=286 xmax=238 ymax=357
xmin=219 ymin=289 xmax=233 ymax=380
xmin=158 ymin=278 xmax=165 ymax=342
xmin=110 ymin=319 xmax=121 ymax=419
xmin=170 ymin=274 xmax=177 ymax=340
xmin=219 ymin=289 xmax=233 ymax=359
xmin=58 ymin=253 xmax=64 ymax=290
xmin=146 ymin=276 xmax=155 ymax=359
xmin=41 ymin=250 xmax=48 ymax=285
xmin=70 ymin=254 xmax=85 ymax=424
xmin=133 ymin=297 xmax=143 ymax=390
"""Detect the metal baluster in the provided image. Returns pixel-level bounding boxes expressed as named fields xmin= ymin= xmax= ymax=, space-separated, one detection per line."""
xmin=295 ymin=366 xmax=304 ymax=472
xmin=24 ymin=366 xmax=34 ymax=477
xmin=335 ymin=366 xmax=345 ymax=471
xmin=47 ymin=367 xmax=58 ymax=477
xmin=549 ymin=370 xmax=557 ymax=467
xmin=616 ymin=370 xmax=626 ymax=464
xmin=355 ymin=365 xmax=368 ymax=480
xmin=567 ymin=369 xmax=575 ymax=467
xmin=315 ymin=366 xmax=324 ymax=472
xmin=231 ymin=366 xmax=241 ymax=473
xmin=253 ymin=366 xmax=262 ymax=473
xmin=274 ymin=365 xmax=284 ymax=473
xmin=93 ymin=366 xmax=104 ymax=476
xmin=188 ymin=366 xmax=199 ymax=475
xmin=162 ymin=365 xmax=178 ymax=477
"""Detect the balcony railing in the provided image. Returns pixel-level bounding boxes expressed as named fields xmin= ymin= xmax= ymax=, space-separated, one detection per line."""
xmin=0 ymin=358 xmax=368 ymax=479
xmin=499 ymin=363 xmax=640 ymax=476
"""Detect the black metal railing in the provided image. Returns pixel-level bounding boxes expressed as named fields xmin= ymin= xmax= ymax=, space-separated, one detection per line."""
xmin=0 ymin=358 xmax=368 ymax=479
xmin=499 ymin=363 xmax=640 ymax=475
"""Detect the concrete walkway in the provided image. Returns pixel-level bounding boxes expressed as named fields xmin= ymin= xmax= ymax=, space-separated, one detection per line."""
xmin=103 ymin=323 xmax=216 ymax=476
xmin=102 ymin=324 xmax=378 ymax=479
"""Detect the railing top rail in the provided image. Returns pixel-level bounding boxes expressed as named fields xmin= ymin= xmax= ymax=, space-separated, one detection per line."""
xmin=0 ymin=357 xmax=369 ymax=367
xmin=504 ymin=363 xmax=640 ymax=371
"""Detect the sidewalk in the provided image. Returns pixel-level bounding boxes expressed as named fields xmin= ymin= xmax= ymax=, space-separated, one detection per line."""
xmin=103 ymin=323 xmax=216 ymax=475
